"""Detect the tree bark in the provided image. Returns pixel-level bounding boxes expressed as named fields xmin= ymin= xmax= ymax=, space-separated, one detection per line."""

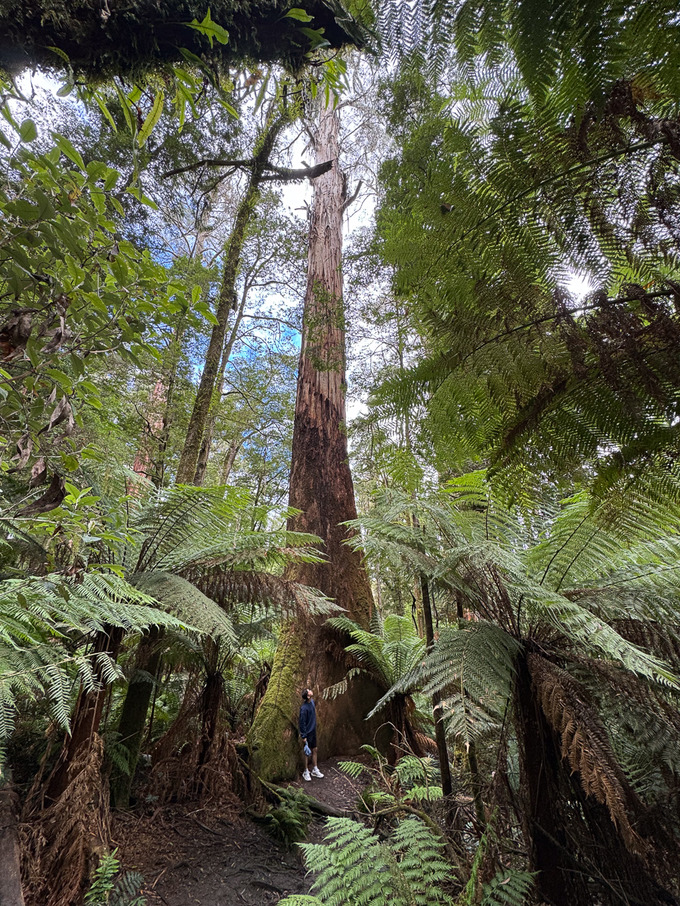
xmin=221 ymin=437 xmax=242 ymax=484
xmin=175 ymin=113 xmax=285 ymax=485
xmin=193 ymin=284 xmax=245 ymax=485
xmin=154 ymin=318 xmax=186 ymax=488
xmin=248 ymin=99 xmax=383 ymax=781
xmin=0 ymin=776 xmax=24 ymax=906
xmin=515 ymin=650 xmax=587 ymax=906
xmin=421 ymin=577 xmax=453 ymax=797
xmin=110 ymin=627 xmax=162 ymax=809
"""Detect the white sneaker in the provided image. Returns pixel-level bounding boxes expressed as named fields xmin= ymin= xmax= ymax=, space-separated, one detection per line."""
xmin=311 ymin=767 xmax=324 ymax=778
xmin=302 ymin=770 xmax=311 ymax=781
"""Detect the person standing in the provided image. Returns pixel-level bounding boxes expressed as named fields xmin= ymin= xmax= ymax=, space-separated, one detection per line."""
xmin=299 ymin=688 xmax=324 ymax=781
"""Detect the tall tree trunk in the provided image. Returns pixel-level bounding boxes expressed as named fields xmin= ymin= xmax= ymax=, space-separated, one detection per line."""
xmin=193 ymin=288 xmax=246 ymax=485
xmin=175 ymin=114 xmax=285 ymax=484
xmin=248 ymin=100 xmax=383 ymax=781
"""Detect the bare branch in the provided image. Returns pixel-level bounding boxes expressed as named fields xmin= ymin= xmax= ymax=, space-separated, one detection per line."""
xmin=260 ymin=159 xmax=333 ymax=182
xmin=162 ymin=158 xmax=254 ymax=178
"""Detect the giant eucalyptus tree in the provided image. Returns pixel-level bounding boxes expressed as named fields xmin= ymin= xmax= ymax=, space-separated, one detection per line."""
xmin=248 ymin=96 xmax=385 ymax=780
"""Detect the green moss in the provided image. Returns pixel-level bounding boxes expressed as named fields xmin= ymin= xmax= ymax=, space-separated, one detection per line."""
xmin=247 ymin=620 xmax=305 ymax=781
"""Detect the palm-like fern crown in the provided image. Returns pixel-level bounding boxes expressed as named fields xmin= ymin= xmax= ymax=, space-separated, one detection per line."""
xmin=0 ymin=484 xmax=332 ymax=747
xmin=326 ymin=612 xmax=426 ymax=695
xmin=351 ymin=475 xmax=680 ymax=863
xmin=373 ymin=0 xmax=680 ymax=499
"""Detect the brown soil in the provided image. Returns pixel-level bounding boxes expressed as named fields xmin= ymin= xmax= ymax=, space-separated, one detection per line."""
xmin=114 ymin=757 xmax=371 ymax=906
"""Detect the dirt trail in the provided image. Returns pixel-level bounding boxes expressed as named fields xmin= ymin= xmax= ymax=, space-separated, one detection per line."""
xmin=116 ymin=757 xmax=368 ymax=906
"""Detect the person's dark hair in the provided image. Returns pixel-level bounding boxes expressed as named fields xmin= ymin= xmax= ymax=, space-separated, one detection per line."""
xmin=301 ymin=689 xmax=310 ymax=702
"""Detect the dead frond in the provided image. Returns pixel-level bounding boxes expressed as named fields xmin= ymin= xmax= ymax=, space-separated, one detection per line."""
xmin=528 ymin=652 xmax=648 ymax=856
xmin=21 ymin=734 xmax=109 ymax=906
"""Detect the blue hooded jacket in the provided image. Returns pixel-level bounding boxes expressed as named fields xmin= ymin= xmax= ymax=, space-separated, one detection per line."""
xmin=299 ymin=699 xmax=316 ymax=738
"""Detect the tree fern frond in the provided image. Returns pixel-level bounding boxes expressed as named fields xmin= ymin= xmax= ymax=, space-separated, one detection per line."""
xmin=528 ymin=652 xmax=648 ymax=855
xmin=132 ymin=571 xmax=237 ymax=644
xmin=289 ymin=815 xmax=453 ymax=906
xmin=481 ymin=869 xmax=536 ymax=906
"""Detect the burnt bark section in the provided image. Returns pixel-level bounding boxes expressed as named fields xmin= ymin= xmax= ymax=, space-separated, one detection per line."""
xmin=249 ymin=101 xmax=382 ymax=780
xmin=0 ymin=1 xmax=365 ymax=77
xmin=175 ymin=114 xmax=284 ymax=485
xmin=45 ymin=626 xmax=124 ymax=802
xmin=0 ymin=778 xmax=25 ymax=906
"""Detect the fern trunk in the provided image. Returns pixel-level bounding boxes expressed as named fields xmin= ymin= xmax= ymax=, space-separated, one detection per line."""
xmin=248 ymin=99 xmax=382 ymax=780
xmin=0 ymin=777 xmax=24 ymax=906
xmin=110 ymin=627 xmax=162 ymax=809
xmin=45 ymin=625 xmax=124 ymax=802
xmin=515 ymin=650 xmax=592 ymax=905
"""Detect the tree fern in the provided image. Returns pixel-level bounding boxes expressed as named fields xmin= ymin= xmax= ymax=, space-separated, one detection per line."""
xmin=279 ymin=815 xmax=453 ymax=906
xmin=351 ymin=480 xmax=680 ymax=901
xmin=0 ymin=571 xmax=182 ymax=741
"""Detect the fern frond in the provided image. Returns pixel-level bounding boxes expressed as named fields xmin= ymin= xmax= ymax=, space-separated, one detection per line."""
xmin=481 ymin=869 xmax=536 ymax=906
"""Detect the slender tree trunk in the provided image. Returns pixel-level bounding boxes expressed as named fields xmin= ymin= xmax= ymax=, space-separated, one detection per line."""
xmin=455 ymin=592 xmax=485 ymax=826
xmin=248 ymin=99 xmax=383 ymax=781
xmin=193 ymin=291 xmax=246 ymax=485
xmin=421 ymin=578 xmax=453 ymax=797
xmin=221 ymin=437 xmax=242 ymax=484
xmin=154 ymin=318 xmax=186 ymax=488
xmin=176 ymin=114 xmax=285 ymax=484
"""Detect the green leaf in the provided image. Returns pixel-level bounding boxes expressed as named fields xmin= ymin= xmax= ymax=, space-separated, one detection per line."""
xmin=114 ymin=84 xmax=136 ymax=136
xmin=187 ymin=9 xmax=230 ymax=48
xmin=19 ymin=119 xmax=38 ymax=142
xmin=51 ymin=132 xmax=85 ymax=170
xmin=285 ymin=8 xmax=314 ymax=22
xmin=299 ymin=27 xmax=329 ymax=49
xmin=138 ymin=90 xmax=165 ymax=146
xmin=47 ymin=46 xmax=71 ymax=63
xmin=60 ymin=452 xmax=79 ymax=472
xmin=126 ymin=185 xmax=159 ymax=210
xmin=92 ymin=90 xmax=117 ymax=132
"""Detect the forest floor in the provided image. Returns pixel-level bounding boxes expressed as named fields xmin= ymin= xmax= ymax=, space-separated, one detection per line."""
xmin=114 ymin=756 xmax=370 ymax=906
